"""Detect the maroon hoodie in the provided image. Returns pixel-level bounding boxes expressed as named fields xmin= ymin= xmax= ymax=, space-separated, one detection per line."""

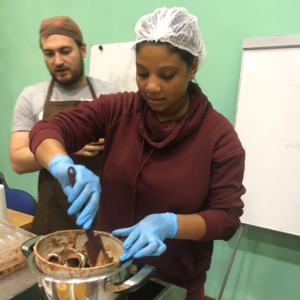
xmin=30 ymin=83 xmax=245 ymax=299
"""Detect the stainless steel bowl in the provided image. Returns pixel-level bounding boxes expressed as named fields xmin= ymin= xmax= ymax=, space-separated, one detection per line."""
xmin=22 ymin=235 xmax=156 ymax=300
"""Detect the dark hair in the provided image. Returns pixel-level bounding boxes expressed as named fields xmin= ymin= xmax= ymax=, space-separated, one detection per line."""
xmin=135 ymin=41 xmax=195 ymax=68
xmin=75 ymin=40 xmax=83 ymax=48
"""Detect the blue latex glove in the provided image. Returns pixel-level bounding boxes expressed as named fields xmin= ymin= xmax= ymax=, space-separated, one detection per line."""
xmin=112 ymin=213 xmax=178 ymax=261
xmin=48 ymin=154 xmax=100 ymax=230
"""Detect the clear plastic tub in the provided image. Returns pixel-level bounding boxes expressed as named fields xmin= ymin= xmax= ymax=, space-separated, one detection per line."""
xmin=0 ymin=219 xmax=36 ymax=277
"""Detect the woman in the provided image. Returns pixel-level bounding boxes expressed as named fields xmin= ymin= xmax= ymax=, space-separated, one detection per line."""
xmin=29 ymin=7 xmax=245 ymax=300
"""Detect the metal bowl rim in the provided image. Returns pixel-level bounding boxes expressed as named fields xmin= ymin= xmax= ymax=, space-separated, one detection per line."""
xmin=33 ymin=230 xmax=122 ymax=272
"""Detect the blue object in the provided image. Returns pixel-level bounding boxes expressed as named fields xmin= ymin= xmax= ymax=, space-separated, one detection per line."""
xmin=48 ymin=154 xmax=75 ymax=197
xmin=113 ymin=213 xmax=178 ymax=261
xmin=5 ymin=188 xmax=36 ymax=216
xmin=48 ymin=154 xmax=100 ymax=230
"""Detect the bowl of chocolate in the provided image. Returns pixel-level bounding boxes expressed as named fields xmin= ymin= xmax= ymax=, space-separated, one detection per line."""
xmin=21 ymin=230 xmax=156 ymax=300
xmin=32 ymin=230 xmax=121 ymax=278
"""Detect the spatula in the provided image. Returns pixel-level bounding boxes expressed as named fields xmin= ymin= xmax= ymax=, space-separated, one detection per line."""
xmin=67 ymin=166 xmax=108 ymax=267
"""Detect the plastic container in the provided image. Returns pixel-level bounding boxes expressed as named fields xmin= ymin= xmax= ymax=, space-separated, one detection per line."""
xmin=0 ymin=219 xmax=36 ymax=278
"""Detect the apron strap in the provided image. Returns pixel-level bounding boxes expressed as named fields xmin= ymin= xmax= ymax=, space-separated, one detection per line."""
xmin=43 ymin=79 xmax=55 ymax=119
xmin=86 ymin=77 xmax=97 ymax=99
xmin=43 ymin=77 xmax=96 ymax=119
xmin=46 ymin=77 xmax=96 ymax=103
xmin=45 ymin=79 xmax=55 ymax=105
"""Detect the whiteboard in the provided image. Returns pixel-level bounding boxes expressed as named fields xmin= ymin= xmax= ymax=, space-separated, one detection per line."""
xmin=235 ymin=35 xmax=300 ymax=236
xmin=89 ymin=41 xmax=138 ymax=92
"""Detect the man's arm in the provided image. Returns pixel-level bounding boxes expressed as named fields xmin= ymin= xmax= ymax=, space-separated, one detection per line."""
xmin=10 ymin=131 xmax=43 ymax=174
xmin=10 ymin=132 xmax=105 ymax=174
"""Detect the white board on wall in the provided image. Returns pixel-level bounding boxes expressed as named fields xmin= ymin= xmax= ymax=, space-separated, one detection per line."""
xmin=235 ymin=35 xmax=300 ymax=236
xmin=89 ymin=41 xmax=138 ymax=92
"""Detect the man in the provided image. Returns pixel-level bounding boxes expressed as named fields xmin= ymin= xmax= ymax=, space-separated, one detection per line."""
xmin=10 ymin=16 xmax=120 ymax=235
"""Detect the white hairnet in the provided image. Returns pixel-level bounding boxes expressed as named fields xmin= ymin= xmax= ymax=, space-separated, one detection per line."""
xmin=135 ymin=7 xmax=207 ymax=69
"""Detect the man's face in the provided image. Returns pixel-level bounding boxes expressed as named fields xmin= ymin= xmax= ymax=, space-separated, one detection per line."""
xmin=41 ymin=35 xmax=86 ymax=86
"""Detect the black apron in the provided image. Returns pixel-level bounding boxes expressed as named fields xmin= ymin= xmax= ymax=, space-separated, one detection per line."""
xmin=31 ymin=78 xmax=101 ymax=235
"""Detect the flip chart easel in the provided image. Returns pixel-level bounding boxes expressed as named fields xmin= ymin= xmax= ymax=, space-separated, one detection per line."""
xmin=89 ymin=41 xmax=137 ymax=92
xmin=218 ymin=35 xmax=300 ymax=299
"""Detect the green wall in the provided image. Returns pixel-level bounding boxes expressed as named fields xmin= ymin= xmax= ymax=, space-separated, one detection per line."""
xmin=0 ymin=0 xmax=299 ymax=299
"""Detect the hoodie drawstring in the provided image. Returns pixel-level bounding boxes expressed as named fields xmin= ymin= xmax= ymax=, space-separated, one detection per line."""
xmin=130 ymin=139 xmax=154 ymax=225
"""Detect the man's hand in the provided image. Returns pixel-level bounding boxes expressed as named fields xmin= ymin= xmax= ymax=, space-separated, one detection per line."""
xmin=74 ymin=139 xmax=104 ymax=157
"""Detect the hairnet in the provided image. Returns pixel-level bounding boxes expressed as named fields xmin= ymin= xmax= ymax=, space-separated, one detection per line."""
xmin=135 ymin=7 xmax=207 ymax=69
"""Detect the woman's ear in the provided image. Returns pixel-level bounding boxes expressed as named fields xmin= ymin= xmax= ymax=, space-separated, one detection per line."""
xmin=189 ymin=57 xmax=199 ymax=80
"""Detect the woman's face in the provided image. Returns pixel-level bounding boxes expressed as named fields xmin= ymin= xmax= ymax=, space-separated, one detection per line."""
xmin=136 ymin=43 xmax=197 ymax=122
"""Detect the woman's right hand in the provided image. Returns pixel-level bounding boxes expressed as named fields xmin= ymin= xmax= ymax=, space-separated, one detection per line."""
xmin=48 ymin=154 xmax=100 ymax=229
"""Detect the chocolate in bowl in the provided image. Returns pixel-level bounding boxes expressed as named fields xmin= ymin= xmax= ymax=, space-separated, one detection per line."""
xmin=33 ymin=230 xmax=124 ymax=279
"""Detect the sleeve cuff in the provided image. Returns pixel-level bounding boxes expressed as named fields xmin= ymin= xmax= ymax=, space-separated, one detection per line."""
xmin=29 ymin=128 xmax=66 ymax=155
xmin=197 ymin=210 xmax=223 ymax=241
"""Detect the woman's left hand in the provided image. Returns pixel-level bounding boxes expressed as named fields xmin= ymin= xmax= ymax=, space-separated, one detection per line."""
xmin=112 ymin=213 xmax=178 ymax=261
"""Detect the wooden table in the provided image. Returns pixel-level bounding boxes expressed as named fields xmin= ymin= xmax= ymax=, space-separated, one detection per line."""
xmin=7 ymin=209 xmax=34 ymax=232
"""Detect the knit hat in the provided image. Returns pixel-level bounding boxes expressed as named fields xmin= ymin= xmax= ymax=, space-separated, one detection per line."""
xmin=39 ymin=16 xmax=83 ymax=42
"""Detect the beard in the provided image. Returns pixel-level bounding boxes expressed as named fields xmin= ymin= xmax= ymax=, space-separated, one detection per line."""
xmin=50 ymin=55 xmax=85 ymax=86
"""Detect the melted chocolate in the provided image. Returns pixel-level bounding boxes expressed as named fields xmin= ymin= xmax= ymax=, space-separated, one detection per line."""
xmin=46 ymin=232 xmax=113 ymax=268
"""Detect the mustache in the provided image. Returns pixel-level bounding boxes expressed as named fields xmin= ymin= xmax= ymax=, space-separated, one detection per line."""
xmin=55 ymin=67 xmax=69 ymax=71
